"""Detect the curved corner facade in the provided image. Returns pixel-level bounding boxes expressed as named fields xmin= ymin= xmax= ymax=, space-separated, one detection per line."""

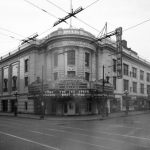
xmin=0 ymin=28 xmax=150 ymax=115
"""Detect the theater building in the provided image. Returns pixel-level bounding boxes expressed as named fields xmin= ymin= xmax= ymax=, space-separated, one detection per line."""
xmin=0 ymin=28 xmax=149 ymax=115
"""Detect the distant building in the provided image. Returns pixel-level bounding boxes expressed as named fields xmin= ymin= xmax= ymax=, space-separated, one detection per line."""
xmin=0 ymin=28 xmax=150 ymax=115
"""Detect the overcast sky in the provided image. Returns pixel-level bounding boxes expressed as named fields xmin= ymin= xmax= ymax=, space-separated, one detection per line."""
xmin=0 ymin=0 xmax=150 ymax=60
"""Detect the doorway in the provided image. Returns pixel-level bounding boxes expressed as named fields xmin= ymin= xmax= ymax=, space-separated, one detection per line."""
xmin=2 ymin=100 xmax=8 ymax=112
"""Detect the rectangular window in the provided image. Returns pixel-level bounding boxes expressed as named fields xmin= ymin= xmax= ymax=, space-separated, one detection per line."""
xmin=113 ymin=59 xmax=117 ymax=72
xmin=147 ymin=85 xmax=150 ymax=95
xmin=54 ymin=72 xmax=58 ymax=80
xmin=113 ymin=76 xmax=117 ymax=90
xmin=140 ymin=70 xmax=144 ymax=80
xmin=132 ymin=67 xmax=137 ymax=78
xmin=67 ymin=50 xmax=75 ymax=65
xmin=67 ymin=71 xmax=75 ymax=77
xmin=85 ymin=72 xmax=90 ymax=81
xmin=24 ymin=59 xmax=29 ymax=72
xmin=133 ymin=82 xmax=137 ymax=93
xmin=140 ymin=83 xmax=144 ymax=94
xmin=54 ymin=53 xmax=58 ymax=67
xmin=123 ymin=64 xmax=128 ymax=76
xmin=85 ymin=52 xmax=90 ymax=67
xmin=24 ymin=76 xmax=28 ymax=87
xmin=147 ymin=73 xmax=150 ymax=82
xmin=123 ymin=79 xmax=129 ymax=91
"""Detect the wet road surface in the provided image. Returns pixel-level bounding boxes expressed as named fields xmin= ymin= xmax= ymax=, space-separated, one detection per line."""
xmin=0 ymin=114 xmax=150 ymax=150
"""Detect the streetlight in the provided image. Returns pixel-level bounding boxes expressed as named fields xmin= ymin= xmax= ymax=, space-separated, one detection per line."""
xmin=124 ymin=90 xmax=129 ymax=115
xmin=14 ymin=91 xmax=19 ymax=116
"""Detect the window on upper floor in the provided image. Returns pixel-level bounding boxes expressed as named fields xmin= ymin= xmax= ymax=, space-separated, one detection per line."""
xmin=133 ymin=82 xmax=137 ymax=93
xmin=12 ymin=76 xmax=17 ymax=91
xmin=123 ymin=63 xmax=128 ymax=76
xmin=85 ymin=72 xmax=90 ymax=81
xmin=113 ymin=59 xmax=117 ymax=72
xmin=67 ymin=50 xmax=75 ymax=65
xmin=54 ymin=72 xmax=58 ymax=80
xmin=85 ymin=52 xmax=90 ymax=67
xmin=54 ymin=53 xmax=58 ymax=67
xmin=140 ymin=83 xmax=144 ymax=94
xmin=147 ymin=85 xmax=150 ymax=95
xmin=113 ymin=76 xmax=117 ymax=90
xmin=123 ymin=79 xmax=129 ymax=91
xmin=147 ymin=73 xmax=150 ymax=82
xmin=67 ymin=71 xmax=75 ymax=77
xmin=140 ymin=70 xmax=144 ymax=80
xmin=132 ymin=67 xmax=137 ymax=78
xmin=3 ymin=78 xmax=8 ymax=92
xmin=24 ymin=76 xmax=28 ymax=87
xmin=24 ymin=59 xmax=29 ymax=72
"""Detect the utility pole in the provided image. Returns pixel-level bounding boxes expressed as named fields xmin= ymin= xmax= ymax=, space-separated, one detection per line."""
xmin=40 ymin=66 xmax=44 ymax=119
xmin=102 ymin=65 xmax=105 ymax=118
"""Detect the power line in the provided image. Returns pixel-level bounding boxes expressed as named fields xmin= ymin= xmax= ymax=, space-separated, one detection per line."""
xmin=24 ymin=0 xmax=59 ymax=19
xmin=45 ymin=0 xmax=68 ymax=14
xmin=75 ymin=17 xmax=100 ymax=32
xmin=44 ymin=0 xmax=100 ymax=32
xmin=84 ymin=0 xmax=102 ymax=10
xmin=0 ymin=32 xmax=22 ymax=41
xmin=124 ymin=18 xmax=150 ymax=32
xmin=0 ymin=27 xmax=25 ymax=38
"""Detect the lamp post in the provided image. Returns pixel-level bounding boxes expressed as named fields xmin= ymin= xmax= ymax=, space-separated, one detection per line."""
xmin=14 ymin=91 xmax=19 ymax=116
xmin=124 ymin=90 xmax=129 ymax=115
xmin=102 ymin=65 xmax=110 ymax=118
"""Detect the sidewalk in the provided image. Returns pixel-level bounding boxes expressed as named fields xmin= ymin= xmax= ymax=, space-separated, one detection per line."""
xmin=0 ymin=110 xmax=149 ymax=121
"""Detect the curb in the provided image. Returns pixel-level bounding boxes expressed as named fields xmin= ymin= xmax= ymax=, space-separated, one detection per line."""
xmin=0 ymin=111 xmax=149 ymax=121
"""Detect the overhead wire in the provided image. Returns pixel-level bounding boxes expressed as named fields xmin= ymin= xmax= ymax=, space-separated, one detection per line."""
xmin=123 ymin=18 xmax=150 ymax=32
xmin=0 ymin=27 xmax=25 ymax=38
xmin=24 ymin=0 xmax=59 ymax=19
xmin=44 ymin=0 xmax=100 ymax=32
xmin=84 ymin=0 xmax=102 ymax=10
xmin=0 ymin=31 xmax=22 ymax=42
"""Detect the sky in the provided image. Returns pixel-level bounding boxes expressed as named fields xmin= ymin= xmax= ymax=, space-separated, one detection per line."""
xmin=0 ymin=0 xmax=150 ymax=60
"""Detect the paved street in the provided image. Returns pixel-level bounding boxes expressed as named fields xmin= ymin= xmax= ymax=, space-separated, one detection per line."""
xmin=0 ymin=113 xmax=150 ymax=150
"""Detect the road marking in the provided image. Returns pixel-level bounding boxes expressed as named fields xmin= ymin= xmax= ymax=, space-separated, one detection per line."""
xmin=31 ymin=130 xmax=111 ymax=150
xmin=59 ymin=125 xmax=150 ymax=141
xmin=0 ymin=131 xmax=59 ymax=150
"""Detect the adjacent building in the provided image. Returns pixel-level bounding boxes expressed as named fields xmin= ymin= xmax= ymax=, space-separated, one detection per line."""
xmin=0 ymin=28 xmax=149 ymax=115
